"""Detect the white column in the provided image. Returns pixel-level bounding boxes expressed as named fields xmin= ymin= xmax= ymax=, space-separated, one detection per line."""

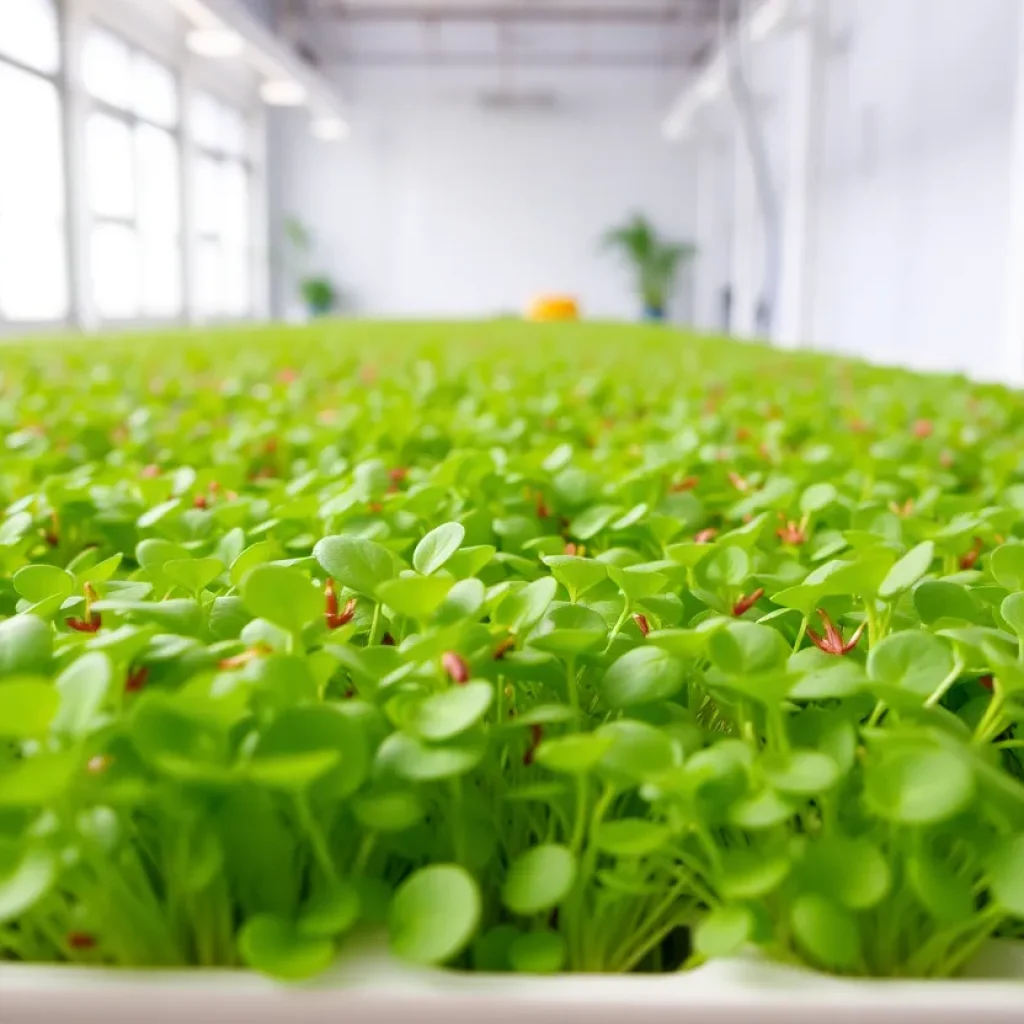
xmin=249 ymin=104 xmax=271 ymax=321
xmin=180 ymin=54 xmax=200 ymax=325
xmin=776 ymin=0 xmax=829 ymax=349
xmin=731 ymin=117 xmax=759 ymax=337
xmin=693 ymin=135 xmax=718 ymax=331
xmin=1006 ymin=0 xmax=1024 ymax=384
xmin=62 ymin=0 xmax=97 ymax=331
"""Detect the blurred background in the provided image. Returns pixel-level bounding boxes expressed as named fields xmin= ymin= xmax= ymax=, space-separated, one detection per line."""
xmin=1 ymin=0 xmax=1022 ymax=381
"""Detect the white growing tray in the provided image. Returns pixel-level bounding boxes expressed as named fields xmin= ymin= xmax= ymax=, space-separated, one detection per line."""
xmin=2 ymin=944 xmax=1024 ymax=1024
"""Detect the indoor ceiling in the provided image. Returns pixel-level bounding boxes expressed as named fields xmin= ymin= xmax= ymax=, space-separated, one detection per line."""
xmin=275 ymin=0 xmax=727 ymax=70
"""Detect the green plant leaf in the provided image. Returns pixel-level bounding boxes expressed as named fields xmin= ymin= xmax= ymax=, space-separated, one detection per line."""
xmin=709 ymin=621 xmax=790 ymax=677
xmin=351 ymin=788 xmax=425 ymax=832
xmin=593 ymin=819 xmax=672 ymax=857
xmin=0 ymin=753 xmax=77 ymax=807
xmin=0 ymin=847 xmax=57 ymax=924
xmin=508 ymin=930 xmax=566 ymax=974
xmin=694 ymin=904 xmax=753 ymax=959
xmin=163 ymin=557 xmax=225 ymax=595
xmin=879 ymin=541 xmax=934 ymax=599
xmin=313 ymin=535 xmax=396 ymax=596
xmin=865 ymin=745 xmax=974 ymax=824
xmin=801 ymin=836 xmax=891 ymax=910
xmin=0 ymin=679 xmax=58 ymax=738
xmin=1001 ymin=592 xmax=1024 ymax=638
xmin=907 ymin=850 xmax=975 ymax=924
xmin=241 ymin=564 xmax=322 ymax=633
xmin=720 ymin=848 xmax=790 ymax=899
xmin=534 ymin=733 xmax=614 ymax=775
xmin=600 ymin=647 xmax=686 ymax=708
xmin=596 ymin=719 xmax=680 ymax=788
xmin=541 ymin=556 xmax=606 ymax=602
xmin=53 ymin=651 xmax=112 ymax=738
xmin=529 ymin=604 xmax=607 ymax=656
xmin=13 ymin=565 xmax=74 ymax=603
xmin=790 ymin=893 xmax=861 ymax=972
xmin=407 ymin=681 xmax=494 ymax=741
xmin=238 ymin=914 xmax=335 ymax=980
xmin=987 ymin=834 xmax=1024 ymax=915
xmin=502 ymin=844 xmax=577 ymax=915
xmin=376 ymin=731 xmax=485 ymax=781
xmin=413 ymin=522 xmax=465 ymax=575
xmin=914 ymin=581 xmax=980 ymax=625
xmin=764 ymin=750 xmax=840 ymax=795
xmin=0 ymin=616 xmax=52 ymax=679
xmin=800 ymin=482 xmax=838 ymax=515
xmin=229 ymin=540 xmax=281 ymax=587
xmin=991 ymin=544 xmax=1024 ymax=592
xmin=255 ymin=706 xmax=368 ymax=800
xmin=299 ymin=882 xmax=362 ymax=938
xmin=494 ymin=576 xmax=558 ymax=633
xmin=390 ymin=864 xmax=481 ymax=964
xmin=377 ymin=575 xmax=453 ymax=620
xmin=697 ymin=545 xmax=750 ymax=589
xmin=867 ymin=632 xmax=955 ymax=698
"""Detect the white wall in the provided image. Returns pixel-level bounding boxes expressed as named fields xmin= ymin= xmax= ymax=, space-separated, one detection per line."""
xmin=270 ymin=61 xmax=698 ymax=321
xmin=694 ymin=0 xmax=1021 ymax=380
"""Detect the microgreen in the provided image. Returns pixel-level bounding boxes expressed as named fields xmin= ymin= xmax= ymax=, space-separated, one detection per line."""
xmin=2 ymin=322 xmax=1024 ymax=982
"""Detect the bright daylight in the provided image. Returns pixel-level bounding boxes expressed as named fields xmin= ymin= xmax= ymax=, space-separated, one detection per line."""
xmin=2 ymin=1 xmax=1024 ymax=1022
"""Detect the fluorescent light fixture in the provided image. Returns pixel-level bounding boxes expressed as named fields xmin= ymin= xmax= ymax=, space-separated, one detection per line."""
xmin=260 ymin=79 xmax=308 ymax=106
xmin=750 ymin=0 xmax=792 ymax=41
xmin=165 ymin=0 xmax=347 ymax=123
xmin=311 ymin=116 xmax=349 ymax=141
xmin=186 ymin=27 xmax=244 ymax=57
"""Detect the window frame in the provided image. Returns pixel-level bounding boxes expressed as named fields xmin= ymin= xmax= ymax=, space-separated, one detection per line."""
xmin=0 ymin=2 xmax=267 ymax=337
xmin=82 ymin=23 xmax=184 ymax=324
xmin=191 ymin=89 xmax=254 ymax=322
xmin=0 ymin=0 xmax=71 ymax=331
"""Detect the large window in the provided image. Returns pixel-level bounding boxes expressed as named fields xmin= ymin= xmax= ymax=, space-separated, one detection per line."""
xmin=0 ymin=0 xmax=68 ymax=322
xmin=83 ymin=28 xmax=182 ymax=320
xmin=192 ymin=92 xmax=251 ymax=319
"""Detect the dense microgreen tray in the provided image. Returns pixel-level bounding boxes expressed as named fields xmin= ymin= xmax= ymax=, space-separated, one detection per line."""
xmin=3 ymin=321 xmax=1024 ymax=981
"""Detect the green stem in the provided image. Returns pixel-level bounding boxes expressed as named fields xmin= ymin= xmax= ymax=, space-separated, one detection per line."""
xmin=864 ymin=600 xmax=880 ymax=649
xmin=565 ymin=655 xmax=579 ymax=718
xmin=924 ymin=660 xmax=964 ymax=708
xmin=296 ymin=795 xmax=339 ymax=886
xmin=352 ymin=832 xmax=377 ymax=876
xmin=450 ymin=777 xmax=467 ymax=864
xmin=570 ymin=775 xmax=589 ymax=853
xmin=867 ymin=699 xmax=887 ymax=728
xmin=974 ymin=684 xmax=1008 ymax=744
xmin=604 ymin=602 xmax=631 ymax=653
xmin=792 ymin=615 xmax=808 ymax=652
xmin=368 ymin=602 xmax=382 ymax=646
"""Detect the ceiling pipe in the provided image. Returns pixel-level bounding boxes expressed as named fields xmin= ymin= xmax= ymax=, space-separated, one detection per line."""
xmin=661 ymin=0 xmax=794 ymax=139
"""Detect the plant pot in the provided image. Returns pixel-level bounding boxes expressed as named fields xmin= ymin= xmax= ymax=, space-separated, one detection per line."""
xmin=306 ymin=301 xmax=334 ymax=320
xmin=643 ymin=306 xmax=666 ymax=323
xmin=2 ymin=943 xmax=1023 ymax=1024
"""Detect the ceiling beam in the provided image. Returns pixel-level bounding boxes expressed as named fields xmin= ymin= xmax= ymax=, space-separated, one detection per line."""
xmin=321 ymin=50 xmax=699 ymax=67
xmin=312 ymin=3 xmax=717 ymax=25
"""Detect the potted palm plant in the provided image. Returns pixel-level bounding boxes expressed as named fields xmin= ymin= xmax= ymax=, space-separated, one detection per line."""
xmin=602 ymin=214 xmax=696 ymax=322
xmin=284 ymin=217 xmax=341 ymax=319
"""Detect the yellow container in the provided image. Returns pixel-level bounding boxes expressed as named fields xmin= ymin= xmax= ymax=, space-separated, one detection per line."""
xmin=527 ymin=295 xmax=580 ymax=322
